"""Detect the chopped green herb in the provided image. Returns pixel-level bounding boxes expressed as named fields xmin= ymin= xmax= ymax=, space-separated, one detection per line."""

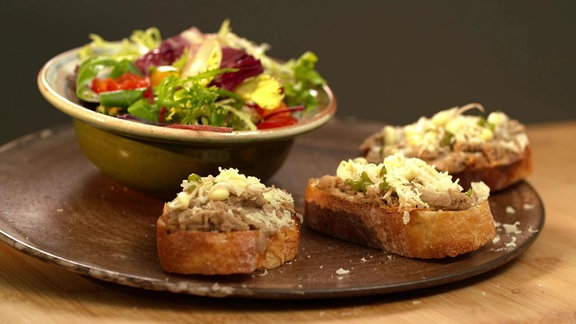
xmin=379 ymin=181 xmax=391 ymax=191
xmin=186 ymin=173 xmax=202 ymax=191
xmin=440 ymin=131 xmax=454 ymax=147
xmin=360 ymin=171 xmax=374 ymax=184
xmin=378 ymin=165 xmax=387 ymax=178
xmin=345 ymin=178 xmax=368 ymax=193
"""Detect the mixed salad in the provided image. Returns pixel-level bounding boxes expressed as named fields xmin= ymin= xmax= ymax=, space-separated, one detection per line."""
xmin=73 ymin=20 xmax=327 ymax=131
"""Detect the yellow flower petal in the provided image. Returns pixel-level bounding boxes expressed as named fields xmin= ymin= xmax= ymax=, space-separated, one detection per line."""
xmin=234 ymin=74 xmax=284 ymax=109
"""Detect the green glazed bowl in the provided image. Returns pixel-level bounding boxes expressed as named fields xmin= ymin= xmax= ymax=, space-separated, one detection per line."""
xmin=38 ymin=47 xmax=336 ymax=196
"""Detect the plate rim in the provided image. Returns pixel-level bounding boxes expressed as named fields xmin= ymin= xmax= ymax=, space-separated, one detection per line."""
xmin=0 ymin=124 xmax=545 ymax=299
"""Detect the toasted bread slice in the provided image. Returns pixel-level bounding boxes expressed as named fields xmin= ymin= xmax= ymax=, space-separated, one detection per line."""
xmin=157 ymin=210 xmax=300 ymax=275
xmin=360 ymin=103 xmax=532 ymax=191
xmin=306 ymin=182 xmax=494 ymax=258
xmin=156 ymin=168 xmax=301 ymax=275
xmin=304 ymin=154 xmax=496 ymax=259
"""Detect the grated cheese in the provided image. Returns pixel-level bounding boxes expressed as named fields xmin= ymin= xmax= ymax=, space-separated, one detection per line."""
xmin=382 ymin=103 xmax=528 ymax=155
xmin=492 ymin=235 xmax=501 ymax=244
xmin=506 ymin=206 xmax=516 ymax=214
xmin=502 ymin=221 xmax=522 ymax=235
xmin=505 ymin=236 xmax=518 ymax=248
xmin=336 ymin=153 xmax=489 ymax=210
xmin=523 ymin=203 xmax=535 ymax=210
xmin=168 ymin=168 xmax=294 ymax=216
xmin=402 ymin=211 xmax=411 ymax=225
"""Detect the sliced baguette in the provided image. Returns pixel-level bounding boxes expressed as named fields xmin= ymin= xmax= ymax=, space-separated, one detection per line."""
xmin=156 ymin=168 xmax=301 ymax=275
xmin=157 ymin=210 xmax=300 ymax=275
xmin=306 ymin=181 xmax=494 ymax=258
xmin=360 ymin=103 xmax=532 ymax=191
xmin=304 ymin=154 xmax=496 ymax=259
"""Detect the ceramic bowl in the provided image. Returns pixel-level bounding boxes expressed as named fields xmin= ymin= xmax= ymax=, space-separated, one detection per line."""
xmin=37 ymin=47 xmax=336 ymax=196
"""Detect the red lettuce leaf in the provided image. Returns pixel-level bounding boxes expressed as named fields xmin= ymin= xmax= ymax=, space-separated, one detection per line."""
xmin=209 ymin=47 xmax=263 ymax=90
xmin=135 ymin=35 xmax=189 ymax=74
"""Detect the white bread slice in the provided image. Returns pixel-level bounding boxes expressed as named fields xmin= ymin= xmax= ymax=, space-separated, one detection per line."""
xmin=360 ymin=103 xmax=532 ymax=191
xmin=304 ymin=154 xmax=496 ymax=259
xmin=156 ymin=168 xmax=301 ymax=275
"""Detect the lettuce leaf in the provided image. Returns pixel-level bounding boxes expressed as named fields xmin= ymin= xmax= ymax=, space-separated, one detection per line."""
xmin=150 ymin=72 xmax=257 ymax=130
xmin=278 ymin=51 xmax=326 ymax=109
xmin=213 ymin=20 xmax=326 ymax=110
xmin=135 ymin=35 xmax=189 ymax=75
xmin=77 ymin=27 xmax=162 ymax=62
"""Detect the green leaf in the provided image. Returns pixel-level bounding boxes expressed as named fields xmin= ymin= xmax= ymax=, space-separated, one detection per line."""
xmin=153 ymin=71 xmax=256 ymax=130
xmin=283 ymin=51 xmax=326 ymax=110
xmin=77 ymin=27 xmax=161 ymax=61
xmin=109 ymin=59 xmax=143 ymax=78
xmin=127 ymin=99 xmax=160 ymax=123
xmin=75 ymin=57 xmax=118 ymax=102
xmin=100 ymin=89 xmax=145 ymax=108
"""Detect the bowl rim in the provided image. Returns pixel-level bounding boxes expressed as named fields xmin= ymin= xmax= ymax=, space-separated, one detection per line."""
xmin=37 ymin=46 xmax=337 ymax=144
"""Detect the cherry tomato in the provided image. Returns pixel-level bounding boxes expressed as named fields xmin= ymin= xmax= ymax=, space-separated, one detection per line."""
xmin=254 ymin=102 xmax=288 ymax=119
xmin=91 ymin=72 xmax=149 ymax=93
xmin=257 ymin=114 xmax=298 ymax=129
xmin=255 ymin=102 xmax=304 ymax=129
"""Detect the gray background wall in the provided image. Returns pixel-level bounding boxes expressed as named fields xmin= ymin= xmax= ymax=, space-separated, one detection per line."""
xmin=1 ymin=0 xmax=575 ymax=145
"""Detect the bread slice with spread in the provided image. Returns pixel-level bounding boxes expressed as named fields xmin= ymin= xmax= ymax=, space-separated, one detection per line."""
xmin=360 ymin=103 xmax=532 ymax=191
xmin=305 ymin=153 xmax=496 ymax=259
xmin=157 ymin=168 xmax=301 ymax=275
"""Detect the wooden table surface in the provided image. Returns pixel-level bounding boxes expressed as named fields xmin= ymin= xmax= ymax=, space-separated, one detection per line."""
xmin=1 ymin=119 xmax=575 ymax=323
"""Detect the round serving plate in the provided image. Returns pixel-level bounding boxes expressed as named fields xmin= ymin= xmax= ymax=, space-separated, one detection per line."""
xmin=0 ymin=118 xmax=544 ymax=299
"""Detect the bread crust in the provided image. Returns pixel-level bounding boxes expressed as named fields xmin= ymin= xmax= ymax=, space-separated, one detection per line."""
xmin=452 ymin=145 xmax=532 ymax=191
xmin=156 ymin=208 xmax=301 ymax=275
xmin=305 ymin=180 xmax=495 ymax=259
